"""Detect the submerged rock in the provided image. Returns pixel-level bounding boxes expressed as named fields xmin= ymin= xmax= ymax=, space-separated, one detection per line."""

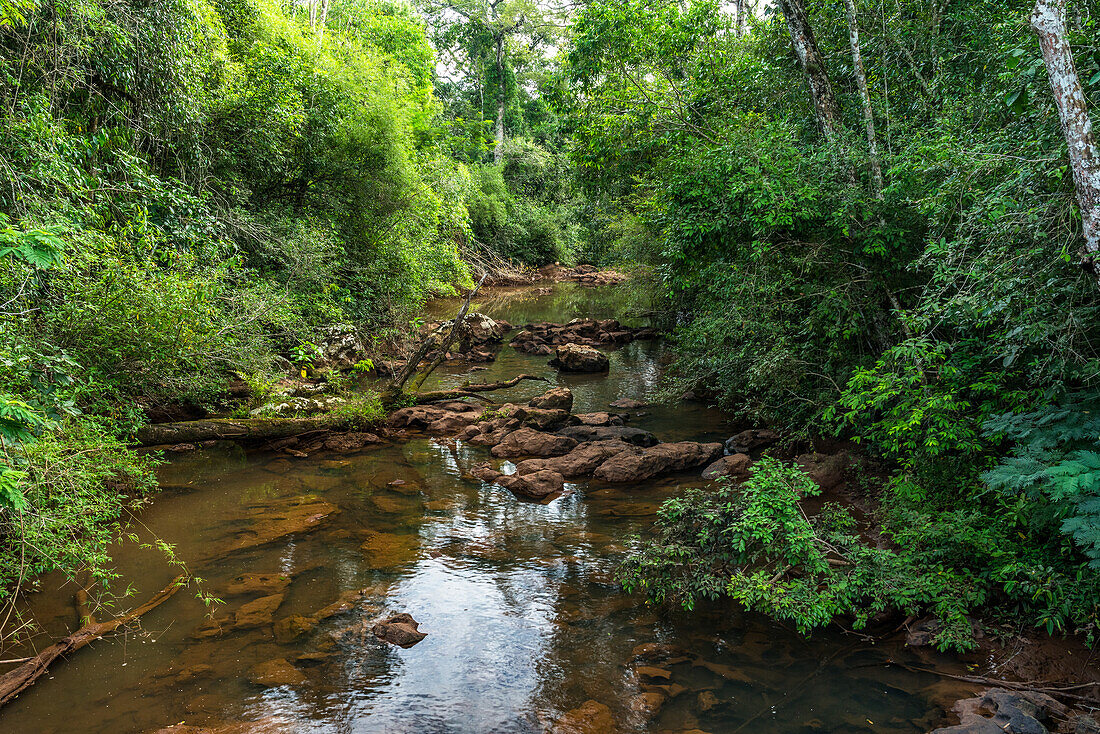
xmin=359 ymin=530 xmax=420 ymax=569
xmin=248 ymin=658 xmax=307 ymax=687
xmin=372 ymin=612 xmax=427 ymax=648
xmin=550 ymin=700 xmax=615 ymax=734
xmin=223 ymin=495 xmax=338 ymax=554
xmin=609 ymin=398 xmax=648 ymax=410
xmin=549 ymin=343 xmax=610 ymax=373
xmin=233 ymin=593 xmax=285 ymax=630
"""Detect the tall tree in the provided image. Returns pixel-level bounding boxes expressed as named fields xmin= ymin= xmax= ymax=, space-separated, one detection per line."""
xmin=776 ymin=0 xmax=841 ymax=143
xmin=1032 ymin=0 xmax=1100 ymax=275
xmin=844 ymin=0 xmax=883 ymax=197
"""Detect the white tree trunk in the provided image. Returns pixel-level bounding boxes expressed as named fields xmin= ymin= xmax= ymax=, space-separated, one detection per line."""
xmin=1032 ymin=0 xmax=1100 ymax=272
xmin=735 ymin=0 xmax=745 ymax=37
xmin=844 ymin=0 xmax=884 ymax=198
xmin=777 ymin=0 xmax=842 ymax=144
xmin=493 ymin=36 xmax=505 ymax=164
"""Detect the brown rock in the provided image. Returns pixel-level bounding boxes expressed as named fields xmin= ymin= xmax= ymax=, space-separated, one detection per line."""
xmin=516 ymin=440 xmax=634 ymax=478
xmin=322 ymin=432 xmax=382 ymax=451
xmin=490 ymin=428 xmax=578 ymax=459
xmin=529 ymin=387 xmax=574 ymax=412
xmin=550 ymin=700 xmax=616 ymax=734
xmin=697 ymin=690 xmax=720 ymax=712
xmin=497 ymin=470 xmax=566 ymax=499
xmin=629 ymin=691 xmax=666 ymax=719
xmin=725 ymin=428 xmax=780 ymax=454
xmin=630 ymin=642 xmax=684 ymax=662
xmin=593 ymin=442 xmax=724 ymax=483
xmin=549 ymin=343 xmax=610 ymax=372
xmin=557 ymin=425 xmax=658 ymax=446
xmin=795 ymin=451 xmax=852 ymax=491
xmin=635 ymin=665 xmax=672 ymax=681
xmin=372 ymin=612 xmax=427 ymax=648
xmin=273 ymin=614 xmax=316 ymax=644
xmin=222 ymin=573 xmax=292 ymax=597
xmin=471 ymin=463 xmax=504 ymax=483
xmin=359 ymin=530 xmax=419 ymax=569
xmin=223 ymin=495 xmax=337 ymax=554
xmin=247 ymin=658 xmax=306 ymax=687
xmin=575 ymin=412 xmax=623 ymax=427
xmin=701 ymin=453 xmax=752 ymax=480
xmin=511 ymin=406 xmax=575 ymax=431
xmin=609 ymin=398 xmax=648 ymax=409
xmin=232 ymin=593 xmax=285 ymax=630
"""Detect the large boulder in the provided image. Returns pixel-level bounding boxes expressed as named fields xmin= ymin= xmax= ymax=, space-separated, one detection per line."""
xmin=516 ymin=440 xmax=635 ymax=478
xmin=490 ymin=428 xmax=579 ymax=459
xmin=594 ymin=442 xmax=724 ymax=483
xmin=529 ymin=387 xmax=574 ymax=412
xmin=497 ymin=470 xmax=566 ymax=500
xmin=549 ymin=343 xmax=610 ymax=373
xmin=557 ymin=425 xmax=658 ymax=447
xmin=701 ymin=453 xmax=752 ymax=481
xmin=432 ymin=312 xmax=506 ymax=352
xmin=317 ymin=325 xmax=368 ymax=370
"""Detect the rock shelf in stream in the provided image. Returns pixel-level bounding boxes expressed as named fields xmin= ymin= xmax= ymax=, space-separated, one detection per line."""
xmin=384 ymin=386 xmax=741 ymax=500
xmin=510 ymin=318 xmax=658 ymax=356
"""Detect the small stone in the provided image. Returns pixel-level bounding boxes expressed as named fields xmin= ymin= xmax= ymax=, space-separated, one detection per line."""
xmin=248 ymin=658 xmax=306 ymax=687
xmin=372 ymin=612 xmax=427 ymax=648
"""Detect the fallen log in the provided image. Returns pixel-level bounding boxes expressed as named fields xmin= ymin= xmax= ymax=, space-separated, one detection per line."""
xmin=411 ymin=374 xmax=548 ymax=404
xmin=134 ymin=416 xmax=343 ymax=447
xmin=0 ymin=574 xmax=187 ymax=707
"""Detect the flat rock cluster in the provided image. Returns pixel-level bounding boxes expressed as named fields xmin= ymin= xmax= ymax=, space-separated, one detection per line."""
xmin=510 ymin=318 xmax=658 ymax=356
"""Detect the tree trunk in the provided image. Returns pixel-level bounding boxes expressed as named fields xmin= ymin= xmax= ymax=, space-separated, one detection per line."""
xmin=777 ymin=0 xmax=842 ymax=144
xmin=844 ymin=0 xmax=884 ymax=198
xmin=735 ymin=0 xmax=745 ymax=37
xmin=493 ymin=35 xmax=506 ymax=164
xmin=134 ymin=417 xmax=344 ymax=447
xmin=1032 ymin=0 xmax=1100 ymax=274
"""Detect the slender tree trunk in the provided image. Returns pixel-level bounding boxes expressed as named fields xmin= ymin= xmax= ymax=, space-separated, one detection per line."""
xmin=735 ymin=0 xmax=745 ymax=37
xmin=777 ymin=0 xmax=842 ymax=144
xmin=1032 ymin=0 xmax=1100 ymax=274
xmin=493 ymin=35 xmax=506 ymax=164
xmin=318 ymin=0 xmax=331 ymax=38
xmin=844 ymin=0 xmax=884 ymax=198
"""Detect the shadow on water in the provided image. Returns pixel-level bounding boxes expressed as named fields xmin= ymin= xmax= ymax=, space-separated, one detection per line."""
xmin=0 ymin=281 xmax=972 ymax=733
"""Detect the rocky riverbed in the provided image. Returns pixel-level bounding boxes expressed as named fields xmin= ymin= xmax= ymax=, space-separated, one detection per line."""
xmin=1 ymin=279 xmax=1096 ymax=734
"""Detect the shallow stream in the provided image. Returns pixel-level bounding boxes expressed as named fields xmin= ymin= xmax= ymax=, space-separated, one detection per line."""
xmin=1 ymin=282 xmax=971 ymax=733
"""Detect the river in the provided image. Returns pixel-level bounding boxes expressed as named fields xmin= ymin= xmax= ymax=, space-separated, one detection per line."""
xmin=0 ymin=281 xmax=971 ymax=733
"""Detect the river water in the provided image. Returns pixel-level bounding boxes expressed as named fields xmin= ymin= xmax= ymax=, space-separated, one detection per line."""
xmin=1 ymin=282 xmax=970 ymax=733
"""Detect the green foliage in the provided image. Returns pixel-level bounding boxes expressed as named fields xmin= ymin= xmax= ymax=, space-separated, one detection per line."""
xmin=621 ymin=458 xmax=982 ymax=650
xmin=984 ymin=393 xmax=1100 ymax=568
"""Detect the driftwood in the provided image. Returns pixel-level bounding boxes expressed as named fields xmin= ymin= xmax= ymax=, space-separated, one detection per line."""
xmin=386 ymin=273 xmax=487 ymax=404
xmin=886 ymin=660 xmax=1100 ymax=706
xmin=134 ymin=416 xmax=344 ymax=447
xmin=411 ymin=374 xmax=548 ymax=404
xmin=0 ymin=574 xmax=186 ymax=707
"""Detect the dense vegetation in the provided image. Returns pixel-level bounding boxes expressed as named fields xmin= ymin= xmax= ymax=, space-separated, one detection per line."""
xmin=0 ymin=0 xmax=574 ymax=630
xmin=569 ymin=0 xmax=1100 ymax=648
xmin=3 ymin=0 xmax=1100 ymax=655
